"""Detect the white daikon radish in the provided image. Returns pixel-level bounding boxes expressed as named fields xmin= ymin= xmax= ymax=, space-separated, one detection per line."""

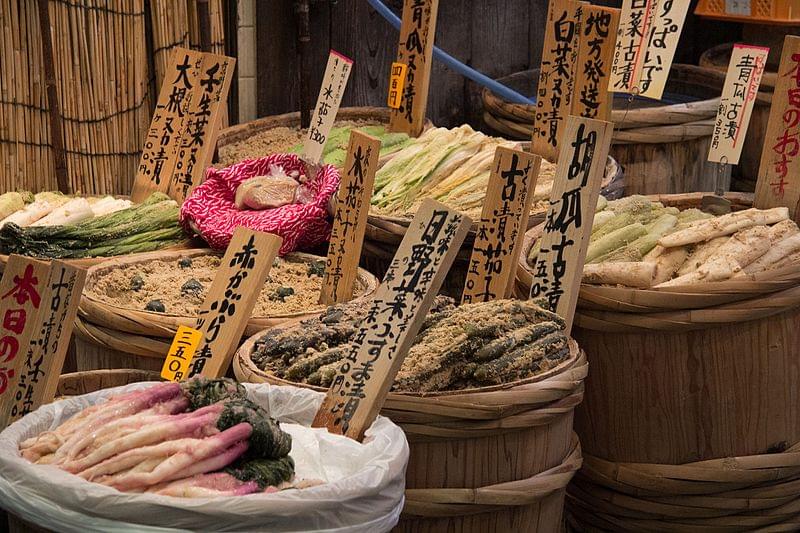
xmin=582 ymin=261 xmax=656 ymax=288
xmin=91 ymin=198 xmax=132 ymax=217
xmin=0 ymin=197 xmax=67 ymax=228
xmin=659 ymin=207 xmax=789 ymax=248
xmin=32 ymin=198 xmax=94 ymax=226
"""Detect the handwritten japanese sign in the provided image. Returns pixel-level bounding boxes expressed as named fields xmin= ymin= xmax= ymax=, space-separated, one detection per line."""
xmin=609 ymin=0 xmax=656 ymax=94
xmin=387 ymin=62 xmax=408 ymax=110
xmin=161 ymin=325 xmax=203 ymax=382
xmin=639 ymin=0 xmax=690 ymax=100
xmin=754 ymin=36 xmax=800 ymax=221
xmin=187 ymin=229 xmax=282 ymax=379
xmin=0 ymin=257 xmax=50 ymax=429
xmin=313 ymin=199 xmax=471 ymax=440
xmin=320 ymin=131 xmax=381 ymax=305
xmin=388 ymin=0 xmax=440 ymax=137
xmin=533 ymin=0 xmax=584 ymax=162
xmin=303 ymin=51 xmax=354 ymax=164
xmin=132 ymin=47 xmax=235 ymax=203
xmin=529 ymin=116 xmax=613 ymax=333
xmin=572 ymin=5 xmax=619 ymax=121
xmin=463 ymin=147 xmax=541 ymax=304
xmin=708 ymin=44 xmax=769 ymax=164
xmin=7 ymin=262 xmax=86 ymax=422
xmin=169 ymin=53 xmax=236 ymax=202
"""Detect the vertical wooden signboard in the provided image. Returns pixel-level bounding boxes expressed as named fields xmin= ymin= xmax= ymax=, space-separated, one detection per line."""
xmin=388 ymin=0 xmax=440 ymax=137
xmin=754 ymin=36 xmax=800 ymax=221
xmin=320 ymin=131 xmax=381 ymax=305
xmin=463 ymin=147 xmax=541 ymax=303
xmin=186 ymin=229 xmax=282 ymax=379
xmin=708 ymin=44 xmax=769 ymax=165
xmin=533 ymin=0 xmax=584 ymax=162
xmin=313 ymin=200 xmax=471 ymax=440
xmin=303 ymin=51 xmax=354 ymax=164
xmin=529 ymin=116 xmax=613 ymax=333
xmin=639 ymin=0 xmax=690 ymax=100
xmin=169 ymin=53 xmax=236 ymax=202
xmin=609 ymin=0 xmax=657 ymax=94
xmin=572 ymin=5 xmax=620 ymax=121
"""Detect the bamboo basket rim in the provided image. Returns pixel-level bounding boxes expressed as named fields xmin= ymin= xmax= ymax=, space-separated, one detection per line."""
xmin=74 ymin=317 xmax=172 ymax=358
xmin=234 ymin=321 xmax=587 ymax=402
xmin=79 ymin=248 xmax=380 ymax=338
xmin=401 ymin=435 xmax=582 ymax=518
xmin=515 ymin=192 xmax=800 ymax=330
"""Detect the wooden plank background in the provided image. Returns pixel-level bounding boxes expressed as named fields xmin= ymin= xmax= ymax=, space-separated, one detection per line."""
xmin=255 ymin=0 xmax=741 ymax=128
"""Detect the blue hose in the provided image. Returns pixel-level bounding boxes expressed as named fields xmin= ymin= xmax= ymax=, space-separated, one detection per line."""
xmin=365 ymin=0 xmax=535 ymax=105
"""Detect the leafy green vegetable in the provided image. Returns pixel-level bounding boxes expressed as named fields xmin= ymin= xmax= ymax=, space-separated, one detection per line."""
xmin=226 ymin=456 xmax=295 ymax=489
xmin=217 ymin=398 xmax=292 ymax=460
xmin=180 ymin=377 xmax=247 ymax=410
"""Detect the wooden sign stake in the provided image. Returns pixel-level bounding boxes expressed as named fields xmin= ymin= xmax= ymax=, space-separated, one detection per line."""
xmin=388 ymin=0 xmax=440 ymax=137
xmin=528 ymin=115 xmax=613 ymax=333
xmin=186 ymin=228 xmax=282 ymax=379
xmin=320 ymin=130 xmax=381 ymax=305
xmin=609 ymin=0 xmax=657 ymax=95
xmin=313 ymin=199 xmax=472 ymax=441
xmin=638 ymin=0 xmax=690 ymax=100
xmin=572 ymin=5 xmax=620 ymax=122
xmin=463 ymin=147 xmax=541 ymax=303
xmin=754 ymin=36 xmax=800 ymax=221
xmin=302 ymin=50 xmax=354 ymax=165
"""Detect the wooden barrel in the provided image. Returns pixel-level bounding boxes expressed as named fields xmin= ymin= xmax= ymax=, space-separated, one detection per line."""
xmin=74 ymin=249 xmax=379 ymax=370
xmin=234 ymin=328 xmax=587 ymax=532
xmin=482 ymin=64 xmax=765 ymax=196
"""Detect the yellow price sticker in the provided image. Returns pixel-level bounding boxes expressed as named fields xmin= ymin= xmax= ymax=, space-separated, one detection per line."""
xmin=387 ymin=62 xmax=407 ymax=110
xmin=160 ymin=325 xmax=203 ymax=382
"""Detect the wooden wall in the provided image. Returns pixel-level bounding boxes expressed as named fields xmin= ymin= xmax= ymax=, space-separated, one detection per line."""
xmin=255 ymin=0 xmax=742 ymax=128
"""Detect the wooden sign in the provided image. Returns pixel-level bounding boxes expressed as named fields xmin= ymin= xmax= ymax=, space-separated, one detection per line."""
xmin=169 ymin=52 xmax=236 ymax=202
xmin=303 ymin=51 xmax=354 ymax=164
xmin=529 ymin=116 xmax=613 ymax=333
xmin=313 ymin=199 xmax=471 ymax=440
xmin=388 ymin=0 xmax=440 ymax=137
xmin=160 ymin=325 xmax=203 ymax=382
xmin=463 ymin=147 xmax=541 ymax=304
xmin=132 ymin=47 xmax=235 ymax=203
xmin=320 ymin=131 xmax=381 ymax=305
xmin=609 ymin=0 xmax=657 ymax=94
xmin=708 ymin=44 xmax=769 ymax=165
xmin=572 ymin=5 xmax=619 ymax=121
xmin=387 ymin=62 xmax=408 ymax=110
xmin=8 ymin=262 xmax=86 ymax=422
xmin=639 ymin=0 xmax=690 ymax=100
xmin=533 ymin=0 xmax=584 ymax=162
xmin=0 ymin=256 xmax=51 ymax=429
xmin=187 ymin=229 xmax=282 ymax=378
xmin=754 ymin=36 xmax=800 ymax=220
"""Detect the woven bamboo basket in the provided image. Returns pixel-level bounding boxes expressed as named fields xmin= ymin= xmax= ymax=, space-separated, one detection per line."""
xmin=482 ymin=64 xmax=774 ymax=196
xmin=73 ymin=249 xmax=379 ymax=370
xmin=234 ymin=326 xmax=587 ymax=532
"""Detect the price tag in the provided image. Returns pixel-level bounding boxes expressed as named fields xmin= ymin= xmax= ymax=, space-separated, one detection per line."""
xmin=132 ymin=48 xmax=235 ymax=203
xmin=532 ymin=0 xmax=584 ymax=162
xmin=302 ymin=50 xmax=354 ymax=165
xmin=708 ymin=44 xmax=769 ymax=165
xmin=726 ymin=0 xmax=751 ymax=16
xmin=387 ymin=62 xmax=408 ymax=110
xmin=572 ymin=5 xmax=620 ymax=121
xmin=388 ymin=0 xmax=440 ymax=137
xmin=169 ymin=53 xmax=236 ymax=202
xmin=320 ymin=130 xmax=381 ymax=305
xmin=754 ymin=36 xmax=800 ymax=221
xmin=463 ymin=147 xmax=541 ymax=303
xmin=609 ymin=0 xmax=657 ymax=95
xmin=160 ymin=325 xmax=203 ymax=382
xmin=529 ymin=116 xmax=613 ymax=333
xmin=312 ymin=199 xmax=472 ymax=441
xmin=186 ymin=228 xmax=282 ymax=378
xmin=638 ymin=0 xmax=690 ymax=100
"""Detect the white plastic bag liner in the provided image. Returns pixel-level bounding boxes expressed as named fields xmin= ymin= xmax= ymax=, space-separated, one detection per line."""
xmin=0 ymin=382 xmax=408 ymax=532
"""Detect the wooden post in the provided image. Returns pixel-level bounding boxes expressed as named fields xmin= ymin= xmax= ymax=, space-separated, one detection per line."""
xmin=197 ymin=0 xmax=213 ymax=52
xmin=312 ymin=199 xmax=472 ymax=441
xmin=529 ymin=116 xmax=613 ymax=333
xmin=388 ymin=0 xmax=440 ymax=137
xmin=187 ymin=228 xmax=282 ymax=379
xmin=572 ymin=5 xmax=619 ymax=121
xmin=320 ymin=130 xmax=381 ymax=305
xmin=754 ymin=36 xmax=800 ymax=221
xmin=37 ymin=0 xmax=69 ymax=194
xmin=462 ymin=147 xmax=541 ymax=303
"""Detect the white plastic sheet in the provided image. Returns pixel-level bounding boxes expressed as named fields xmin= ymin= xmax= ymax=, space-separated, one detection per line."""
xmin=0 ymin=382 xmax=408 ymax=532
